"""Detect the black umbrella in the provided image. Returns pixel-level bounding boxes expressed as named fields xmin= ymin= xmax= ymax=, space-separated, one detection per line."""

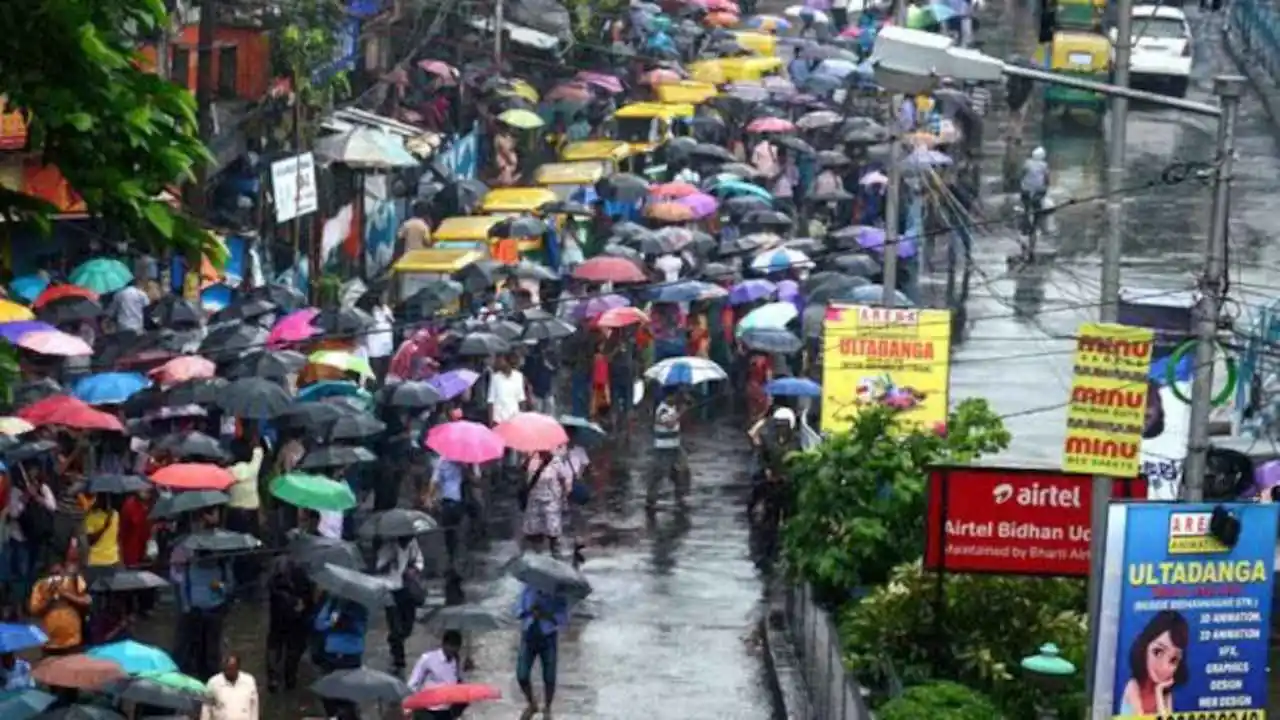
xmin=452 ymin=259 xmax=505 ymax=293
xmin=808 ymin=275 xmax=873 ymax=304
xmin=109 ymin=676 xmax=207 ymax=712
xmin=802 ymin=270 xmax=849 ymax=293
xmin=175 ymin=529 xmax=262 ymax=553
xmin=36 ymin=705 xmax=125 ymax=720
xmin=774 ymin=135 xmax=815 ymax=155
xmin=217 ymin=377 xmax=292 ymax=418
xmin=5 ymin=440 xmax=58 ymax=463
xmin=276 ymin=402 xmax=347 ymax=430
xmin=624 ymin=234 xmax=677 ymax=255
xmin=310 ymin=667 xmax=408 ymax=703
xmin=559 ymin=415 xmax=606 ymax=448
xmin=147 ymin=296 xmax=203 ymax=327
xmin=741 ymin=328 xmax=803 ymax=354
xmin=842 ymin=125 xmax=889 ymax=146
xmin=200 ymin=323 xmax=267 ymax=359
xmin=161 ymin=378 xmax=228 ymax=408
xmin=90 ymin=569 xmax=170 ymax=593
xmin=489 ymin=215 xmax=548 ymax=238
xmin=357 ymin=508 xmax=437 ymax=539
xmin=810 ymin=188 xmax=853 ymax=203
xmin=119 ymin=385 xmax=165 ymax=417
xmin=379 ymin=381 xmax=442 ymax=408
xmin=37 ymin=297 xmax=101 ymax=324
xmin=743 ymin=210 xmax=794 ymax=228
xmin=312 ymin=307 xmax=374 ymax=336
xmin=484 ymin=320 xmax=524 ymax=342
xmin=602 ymin=244 xmax=643 ymax=261
xmin=686 ymin=143 xmax=733 ymax=164
xmin=398 ymin=281 xmax=464 ymax=320
xmin=154 ymin=431 xmax=229 ymax=464
xmin=13 ymin=378 xmax=62 ymax=408
xmin=298 ymin=445 xmax=377 ymax=471
xmin=508 ymin=553 xmax=592 ymax=600
xmin=86 ymin=474 xmax=151 ymax=495
xmin=210 ymin=297 xmax=277 ymax=323
xmin=817 ymin=149 xmax=851 ymax=167
xmin=225 ymin=350 xmax=307 ymax=381
xmin=832 ymin=253 xmax=882 ymax=278
xmin=288 ymin=531 xmax=364 ymax=570
xmin=701 ymin=262 xmax=738 ymax=281
xmin=538 ymin=199 xmax=592 ymax=216
xmin=327 ymin=413 xmax=387 ymax=442
xmin=248 ymin=284 xmax=308 ymax=313
xmin=609 ymin=221 xmax=650 ymax=240
xmin=310 ymin=564 xmax=396 ymax=609
xmin=494 ymin=260 xmax=558 ymax=282
xmin=725 ymin=195 xmax=772 ymax=214
xmin=457 ymin=332 xmax=510 ymax=357
xmin=597 ymin=173 xmax=650 ymax=202
xmin=520 ymin=317 xmax=575 ymax=342
xmin=425 ymin=604 xmax=511 ymax=633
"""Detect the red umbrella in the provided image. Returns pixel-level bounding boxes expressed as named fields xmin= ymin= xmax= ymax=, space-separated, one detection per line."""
xmin=20 ymin=394 xmax=124 ymax=432
xmin=19 ymin=394 xmax=85 ymax=424
xmin=151 ymin=463 xmax=235 ymax=491
xmin=597 ymin=306 xmax=651 ymax=329
xmin=494 ymin=412 xmax=569 ymax=453
xmin=403 ymin=683 xmax=502 ymax=710
xmin=32 ymin=284 xmax=98 ymax=309
xmin=572 ymin=256 xmax=648 ymax=284
xmin=33 ymin=654 xmax=126 ymax=690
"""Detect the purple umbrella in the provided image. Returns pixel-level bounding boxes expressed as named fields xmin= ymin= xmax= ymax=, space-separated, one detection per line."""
xmin=575 ymin=294 xmax=630 ymax=319
xmin=429 ymin=369 xmax=480 ymax=401
xmin=856 ymin=226 xmax=917 ymax=259
xmin=677 ymin=192 xmax=718 ymax=220
xmin=729 ymin=279 xmax=777 ymax=306
xmin=0 ymin=321 xmax=56 ymax=344
xmin=1250 ymin=459 xmax=1280 ymax=499
xmin=777 ymin=279 xmax=804 ymax=314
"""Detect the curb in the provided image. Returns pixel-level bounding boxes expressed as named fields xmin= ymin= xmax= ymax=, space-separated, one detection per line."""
xmin=761 ymin=585 xmax=811 ymax=720
xmin=1221 ymin=24 xmax=1280 ymax=141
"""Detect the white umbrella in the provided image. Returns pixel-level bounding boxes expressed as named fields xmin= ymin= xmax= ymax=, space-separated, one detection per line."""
xmin=751 ymin=247 xmax=814 ymax=274
xmin=315 ymin=127 xmax=419 ymax=169
xmin=645 ymin=356 xmax=728 ymax=386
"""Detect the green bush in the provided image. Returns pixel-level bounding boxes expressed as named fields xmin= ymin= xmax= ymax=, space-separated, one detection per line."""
xmin=781 ymin=399 xmax=1010 ymax=600
xmin=840 ymin=561 xmax=1087 ymax=717
xmin=877 ymin=681 xmax=1004 ymax=720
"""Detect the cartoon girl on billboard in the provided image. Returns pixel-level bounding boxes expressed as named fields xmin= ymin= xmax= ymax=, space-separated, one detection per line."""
xmin=1118 ymin=610 xmax=1189 ymax=716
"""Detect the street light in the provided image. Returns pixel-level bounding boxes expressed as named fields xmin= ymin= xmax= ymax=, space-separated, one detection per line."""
xmin=1021 ymin=642 xmax=1078 ymax=719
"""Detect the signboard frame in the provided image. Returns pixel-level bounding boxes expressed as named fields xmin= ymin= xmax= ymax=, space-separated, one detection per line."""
xmin=270 ymin=152 xmax=318 ymax=224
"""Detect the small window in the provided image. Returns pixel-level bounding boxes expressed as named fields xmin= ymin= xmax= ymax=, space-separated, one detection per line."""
xmin=170 ymin=47 xmax=190 ymax=88
xmin=217 ymin=46 xmax=238 ymax=98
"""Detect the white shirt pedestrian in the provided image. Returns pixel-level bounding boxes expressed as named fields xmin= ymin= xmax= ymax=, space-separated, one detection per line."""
xmin=359 ymin=303 xmax=395 ymax=360
xmin=201 ymin=670 xmax=258 ymax=720
xmin=488 ymin=368 xmax=527 ymax=425
xmin=654 ymin=254 xmax=683 ymax=283
xmin=108 ymin=284 xmax=150 ymax=332
xmin=407 ymin=648 xmax=460 ymax=711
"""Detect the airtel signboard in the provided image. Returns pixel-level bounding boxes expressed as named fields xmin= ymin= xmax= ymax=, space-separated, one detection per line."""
xmin=924 ymin=467 xmax=1147 ymax=577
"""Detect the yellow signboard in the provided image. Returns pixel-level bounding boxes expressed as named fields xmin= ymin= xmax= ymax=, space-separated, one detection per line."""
xmin=1062 ymin=323 xmax=1155 ymax=478
xmin=820 ymin=304 xmax=952 ymax=433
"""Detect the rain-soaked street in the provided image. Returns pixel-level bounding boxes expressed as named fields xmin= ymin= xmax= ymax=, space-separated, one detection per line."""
xmin=134 ymin=419 xmax=775 ymax=719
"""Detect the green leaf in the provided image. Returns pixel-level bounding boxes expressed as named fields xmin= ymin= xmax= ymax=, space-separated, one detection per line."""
xmin=143 ymin=201 xmax=175 ymax=238
xmin=66 ymin=112 xmax=94 ymax=131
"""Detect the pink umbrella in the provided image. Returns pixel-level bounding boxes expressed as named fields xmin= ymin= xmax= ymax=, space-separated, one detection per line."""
xmin=149 ymin=355 xmax=216 ymax=385
xmin=650 ymin=181 xmax=700 ymax=199
xmin=426 ymin=421 xmax=506 ymax=464
xmin=747 ymin=116 xmax=796 ymax=134
xmin=575 ymin=71 xmax=624 ymax=94
xmin=495 ymin=412 xmax=569 ymax=453
xmin=18 ymin=330 xmax=92 ymax=357
xmin=418 ymin=59 xmax=460 ymax=85
xmin=704 ymin=0 xmax=739 ymax=11
xmin=387 ymin=329 xmax=442 ymax=383
xmin=268 ymin=308 xmax=320 ymax=348
xmin=641 ymin=68 xmax=684 ymax=85
xmin=839 ymin=24 xmax=863 ymax=37
xmin=677 ymin=192 xmax=719 ymax=219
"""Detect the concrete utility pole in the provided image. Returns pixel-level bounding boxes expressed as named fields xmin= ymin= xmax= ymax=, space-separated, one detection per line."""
xmin=1086 ymin=0 xmax=1132 ymax=701
xmin=1183 ymin=76 xmax=1243 ymax=501
xmin=193 ymin=0 xmax=217 ymax=213
xmin=880 ymin=0 xmax=908 ymax=307
xmin=493 ymin=0 xmax=505 ymax=66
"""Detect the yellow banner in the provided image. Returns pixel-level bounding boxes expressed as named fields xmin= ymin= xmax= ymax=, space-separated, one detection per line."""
xmin=819 ymin=304 xmax=952 ymax=433
xmin=1062 ymin=323 xmax=1155 ymax=478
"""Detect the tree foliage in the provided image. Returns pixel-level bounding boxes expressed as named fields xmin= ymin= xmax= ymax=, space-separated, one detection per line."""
xmin=782 ymin=399 xmax=1010 ymax=599
xmin=274 ymin=0 xmax=350 ymax=147
xmin=0 ymin=0 xmax=223 ymax=264
xmin=840 ymin=561 xmax=1087 ymax=718
xmin=876 ymin=681 xmax=1004 ymax=720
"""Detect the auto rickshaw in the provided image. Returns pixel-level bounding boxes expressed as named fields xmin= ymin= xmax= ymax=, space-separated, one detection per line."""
xmin=687 ymin=57 xmax=785 ymax=84
xmin=559 ymin=139 xmax=639 ymax=173
xmin=1054 ymin=0 xmax=1107 ymax=29
xmin=654 ymin=80 xmax=720 ymax=106
xmin=609 ymin=103 xmax=696 ymax=155
xmin=1037 ymin=31 xmax=1111 ymax=120
xmin=534 ymin=161 xmax=610 ymax=199
xmin=390 ymin=247 xmax=484 ymax=306
xmin=432 ymin=214 xmax=541 ymax=265
xmin=731 ymin=31 xmax=778 ymax=56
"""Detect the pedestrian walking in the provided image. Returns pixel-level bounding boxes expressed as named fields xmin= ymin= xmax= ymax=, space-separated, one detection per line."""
xmin=265 ymin=554 xmax=311 ymax=692
xmin=28 ymin=542 xmax=90 ymax=657
xmin=407 ymin=630 xmax=467 ymax=719
xmin=514 ymin=583 xmax=570 ymax=720
xmin=375 ymin=535 xmax=426 ymax=673
xmin=202 ymin=654 xmax=259 ymax=720
xmin=647 ymin=391 xmax=691 ymax=513
xmin=171 ymin=507 xmax=232 ymax=680
xmin=522 ymin=452 xmax=571 ymax=556
xmin=225 ymin=435 xmax=265 ymax=596
xmin=312 ymin=596 xmax=367 ymax=719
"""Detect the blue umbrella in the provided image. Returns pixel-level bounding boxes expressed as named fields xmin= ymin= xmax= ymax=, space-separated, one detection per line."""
xmin=844 ymin=285 xmax=915 ymax=307
xmin=73 ymin=372 xmax=150 ymax=406
xmin=9 ymin=275 xmax=48 ymax=304
xmin=644 ymin=356 xmax=728 ymax=386
xmin=0 ymin=321 xmax=56 ymax=345
xmin=815 ymin=59 xmax=859 ymax=78
xmin=765 ymin=376 xmax=822 ymax=397
xmin=88 ymin=640 xmax=179 ymax=674
xmin=729 ymin=279 xmax=777 ymax=306
xmin=0 ymin=623 xmax=46 ymax=653
xmin=926 ymin=2 xmax=959 ymax=22
xmin=648 ymin=280 xmax=722 ymax=304
xmin=0 ymin=688 xmax=56 ymax=719
xmin=709 ymin=179 xmax=773 ymax=201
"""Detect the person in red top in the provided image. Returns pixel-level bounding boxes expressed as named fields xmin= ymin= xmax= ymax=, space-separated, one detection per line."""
xmin=118 ymin=488 xmax=154 ymax=615
xmin=745 ymin=350 xmax=773 ymax=423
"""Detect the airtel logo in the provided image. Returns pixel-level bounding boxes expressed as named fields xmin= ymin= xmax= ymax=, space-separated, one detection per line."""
xmin=992 ymin=482 xmax=1083 ymax=508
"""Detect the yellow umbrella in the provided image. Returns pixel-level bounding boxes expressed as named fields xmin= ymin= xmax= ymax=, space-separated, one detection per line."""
xmin=308 ymin=350 xmax=374 ymax=380
xmin=498 ymin=109 xmax=545 ymax=130
xmin=0 ymin=299 xmax=34 ymax=323
xmin=0 ymin=417 xmax=34 ymax=435
xmin=507 ymin=79 xmax=540 ymax=103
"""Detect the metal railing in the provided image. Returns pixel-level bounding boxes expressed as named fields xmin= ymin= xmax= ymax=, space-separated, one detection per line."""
xmin=783 ymin=584 xmax=873 ymax=720
xmin=1231 ymin=0 xmax=1280 ymax=84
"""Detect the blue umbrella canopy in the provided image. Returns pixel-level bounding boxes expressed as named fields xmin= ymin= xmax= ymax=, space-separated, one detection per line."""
xmin=73 ymin=372 xmax=151 ymax=406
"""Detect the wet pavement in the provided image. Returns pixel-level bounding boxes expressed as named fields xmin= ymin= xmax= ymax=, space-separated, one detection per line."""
xmin=135 ymin=418 xmax=775 ymax=719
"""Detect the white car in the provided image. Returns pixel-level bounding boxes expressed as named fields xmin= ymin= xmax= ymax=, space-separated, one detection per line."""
xmin=1111 ymin=5 xmax=1193 ymax=97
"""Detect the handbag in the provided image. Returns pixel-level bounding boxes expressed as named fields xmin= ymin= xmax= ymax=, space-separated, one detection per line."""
xmin=401 ymin=570 xmax=428 ymax=608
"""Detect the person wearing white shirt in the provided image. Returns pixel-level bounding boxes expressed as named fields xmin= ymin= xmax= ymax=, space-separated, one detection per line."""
xmin=107 ymin=281 xmax=150 ymax=333
xmin=654 ymin=254 xmax=683 ymax=283
xmin=407 ymin=631 xmax=465 ymax=719
xmin=488 ymin=355 xmax=527 ymax=469
xmin=377 ymin=536 xmax=426 ymax=672
xmin=202 ymin=655 xmax=258 ymax=720
xmin=359 ymin=302 xmax=396 ymax=382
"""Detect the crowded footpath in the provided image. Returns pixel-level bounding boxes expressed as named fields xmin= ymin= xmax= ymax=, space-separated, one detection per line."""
xmin=0 ymin=0 xmax=988 ymax=718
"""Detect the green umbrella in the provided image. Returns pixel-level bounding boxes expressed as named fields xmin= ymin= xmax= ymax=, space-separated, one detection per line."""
xmin=69 ymin=258 xmax=133 ymax=294
xmin=270 ymin=472 xmax=358 ymax=512
xmin=906 ymin=4 xmax=931 ymax=28
xmin=135 ymin=671 xmax=210 ymax=696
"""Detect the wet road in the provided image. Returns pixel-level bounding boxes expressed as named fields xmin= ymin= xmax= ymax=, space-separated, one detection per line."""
xmin=955 ymin=0 xmax=1280 ymax=464
xmin=136 ymin=419 xmax=775 ymax=719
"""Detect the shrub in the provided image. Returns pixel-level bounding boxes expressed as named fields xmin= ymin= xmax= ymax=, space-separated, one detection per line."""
xmin=840 ymin=561 xmax=1087 ymax=717
xmin=781 ymin=399 xmax=1010 ymax=600
xmin=877 ymin=681 xmax=1004 ymax=720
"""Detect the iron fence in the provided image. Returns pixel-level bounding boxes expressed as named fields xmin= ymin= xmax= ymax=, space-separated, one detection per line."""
xmin=1231 ymin=0 xmax=1280 ymax=84
xmin=783 ymin=584 xmax=872 ymax=720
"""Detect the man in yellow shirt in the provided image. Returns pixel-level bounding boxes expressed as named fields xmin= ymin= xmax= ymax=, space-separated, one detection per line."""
xmin=29 ymin=543 xmax=91 ymax=655
xmin=82 ymin=494 xmax=121 ymax=580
